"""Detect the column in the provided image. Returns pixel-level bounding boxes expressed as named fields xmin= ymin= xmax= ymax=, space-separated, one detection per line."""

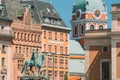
xmin=85 ymin=44 xmax=89 ymax=80
xmin=7 ymin=45 xmax=11 ymax=80
xmin=111 ymin=40 xmax=117 ymax=80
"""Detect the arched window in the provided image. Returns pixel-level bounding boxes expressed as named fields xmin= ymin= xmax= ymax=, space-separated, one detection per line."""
xmin=74 ymin=26 xmax=77 ymax=35
xmin=24 ymin=33 xmax=26 ymax=41
xmin=99 ymin=25 xmax=103 ymax=30
xmin=90 ymin=25 xmax=94 ymax=30
xmin=81 ymin=26 xmax=84 ymax=34
xmin=17 ymin=32 xmax=19 ymax=39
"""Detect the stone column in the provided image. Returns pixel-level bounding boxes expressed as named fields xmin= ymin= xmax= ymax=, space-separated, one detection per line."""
xmin=7 ymin=45 xmax=11 ymax=80
xmin=111 ymin=40 xmax=117 ymax=80
xmin=85 ymin=45 xmax=89 ymax=80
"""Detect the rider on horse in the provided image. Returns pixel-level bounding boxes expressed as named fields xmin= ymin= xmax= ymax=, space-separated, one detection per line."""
xmin=31 ymin=48 xmax=37 ymax=67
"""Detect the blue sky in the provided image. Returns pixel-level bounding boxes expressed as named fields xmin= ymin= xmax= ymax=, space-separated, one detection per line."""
xmin=50 ymin=0 xmax=120 ymax=28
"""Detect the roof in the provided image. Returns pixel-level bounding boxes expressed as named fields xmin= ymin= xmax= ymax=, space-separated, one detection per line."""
xmin=20 ymin=0 xmax=67 ymax=27
xmin=69 ymin=59 xmax=85 ymax=74
xmin=72 ymin=0 xmax=106 ymax=13
xmin=1 ymin=0 xmax=23 ymax=20
xmin=69 ymin=40 xmax=84 ymax=55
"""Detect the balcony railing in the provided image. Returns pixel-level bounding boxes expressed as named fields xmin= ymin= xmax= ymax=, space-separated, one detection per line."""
xmin=0 ymin=29 xmax=13 ymax=36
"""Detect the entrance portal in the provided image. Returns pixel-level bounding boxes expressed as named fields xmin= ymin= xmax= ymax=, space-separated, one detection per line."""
xmin=102 ymin=62 xmax=110 ymax=80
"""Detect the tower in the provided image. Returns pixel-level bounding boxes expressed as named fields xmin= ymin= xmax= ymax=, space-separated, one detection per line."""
xmin=71 ymin=0 xmax=107 ymax=40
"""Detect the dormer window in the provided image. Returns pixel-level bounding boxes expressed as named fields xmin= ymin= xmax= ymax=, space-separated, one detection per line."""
xmin=52 ymin=9 xmax=56 ymax=13
xmin=0 ymin=5 xmax=4 ymax=17
xmin=44 ymin=17 xmax=50 ymax=23
xmin=90 ymin=25 xmax=94 ymax=30
xmin=46 ymin=8 xmax=50 ymax=13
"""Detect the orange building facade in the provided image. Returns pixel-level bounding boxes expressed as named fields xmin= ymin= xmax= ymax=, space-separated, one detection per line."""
xmin=0 ymin=0 xmax=70 ymax=80
xmin=0 ymin=19 xmax=13 ymax=80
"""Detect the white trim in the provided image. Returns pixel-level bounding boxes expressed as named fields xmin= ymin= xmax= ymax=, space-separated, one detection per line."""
xmin=42 ymin=23 xmax=71 ymax=31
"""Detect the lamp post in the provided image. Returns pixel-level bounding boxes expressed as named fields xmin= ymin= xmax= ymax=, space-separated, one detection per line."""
xmin=48 ymin=52 xmax=55 ymax=80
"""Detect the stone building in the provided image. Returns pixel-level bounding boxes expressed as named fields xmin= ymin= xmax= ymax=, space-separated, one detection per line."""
xmin=71 ymin=0 xmax=109 ymax=80
xmin=0 ymin=19 xmax=13 ymax=80
xmin=0 ymin=0 xmax=70 ymax=80
xmin=83 ymin=4 xmax=120 ymax=80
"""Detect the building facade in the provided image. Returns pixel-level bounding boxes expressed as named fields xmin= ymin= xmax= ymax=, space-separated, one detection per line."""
xmin=0 ymin=19 xmax=13 ymax=80
xmin=83 ymin=3 xmax=120 ymax=80
xmin=0 ymin=0 xmax=70 ymax=80
xmin=70 ymin=0 xmax=111 ymax=80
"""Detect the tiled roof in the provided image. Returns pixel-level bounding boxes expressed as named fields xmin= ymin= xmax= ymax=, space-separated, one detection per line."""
xmin=20 ymin=0 xmax=67 ymax=27
xmin=2 ymin=0 xmax=23 ymax=20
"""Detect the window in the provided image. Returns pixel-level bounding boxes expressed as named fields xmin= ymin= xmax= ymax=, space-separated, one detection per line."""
xmin=1 ymin=45 xmax=5 ymax=53
xmin=34 ymin=35 xmax=36 ymax=42
xmin=90 ymin=25 xmax=94 ymax=30
xmin=44 ymin=44 xmax=46 ymax=52
xmin=48 ymin=45 xmax=51 ymax=52
xmin=15 ymin=46 xmax=18 ymax=53
xmin=46 ymin=8 xmax=50 ymax=12
xmin=55 ymin=46 xmax=57 ymax=53
xmin=2 ymin=76 xmax=5 ymax=80
xmin=81 ymin=26 xmax=84 ymax=34
xmin=38 ymin=35 xmax=40 ymax=42
xmin=44 ymin=31 xmax=46 ymax=38
xmin=74 ymin=26 xmax=77 ymax=35
xmin=17 ymin=32 xmax=19 ymax=39
xmin=24 ymin=33 xmax=26 ymax=40
xmin=28 ymin=34 xmax=30 ymax=41
xmin=18 ymin=60 xmax=23 ymax=71
xmin=65 ymin=47 xmax=68 ymax=54
xmin=99 ymin=25 xmax=103 ymax=30
xmin=60 ymin=33 xmax=63 ymax=41
xmin=49 ymin=31 xmax=52 ymax=39
xmin=1 ymin=26 xmax=4 ymax=30
xmin=21 ymin=33 xmax=23 ymax=40
xmin=65 ymin=34 xmax=68 ymax=41
xmin=2 ymin=58 xmax=5 ymax=66
xmin=103 ymin=46 xmax=109 ymax=52
xmin=19 ymin=47 xmax=21 ymax=53
xmin=60 ymin=46 xmax=63 ymax=54
xmin=55 ymin=32 xmax=57 ymax=40
xmin=26 ymin=48 xmax=28 ymax=54
xmin=31 ymin=34 xmax=33 ymax=41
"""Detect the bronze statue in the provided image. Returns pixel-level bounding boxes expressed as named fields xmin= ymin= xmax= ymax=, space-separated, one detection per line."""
xmin=21 ymin=49 xmax=46 ymax=74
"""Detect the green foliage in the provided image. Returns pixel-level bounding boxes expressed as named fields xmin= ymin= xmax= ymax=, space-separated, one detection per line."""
xmin=64 ymin=74 xmax=68 ymax=80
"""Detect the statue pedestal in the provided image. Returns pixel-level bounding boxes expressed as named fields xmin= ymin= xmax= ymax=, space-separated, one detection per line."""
xmin=20 ymin=75 xmax=48 ymax=80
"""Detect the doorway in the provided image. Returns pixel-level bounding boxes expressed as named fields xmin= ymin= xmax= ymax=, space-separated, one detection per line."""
xmin=101 ymin=62 xmax=110 ymax=80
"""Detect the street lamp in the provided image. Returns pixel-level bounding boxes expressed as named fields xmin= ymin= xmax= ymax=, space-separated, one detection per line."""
xmin=48 ymin=52 xmax=55 ymax=80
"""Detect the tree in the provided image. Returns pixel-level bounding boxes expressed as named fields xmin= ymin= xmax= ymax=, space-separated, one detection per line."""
xmin=64 ymin=74 xmax=68 ymax=80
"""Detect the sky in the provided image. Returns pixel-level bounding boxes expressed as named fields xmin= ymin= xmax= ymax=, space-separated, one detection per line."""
xmin=48 ymin=0 xmax=120 ymax=28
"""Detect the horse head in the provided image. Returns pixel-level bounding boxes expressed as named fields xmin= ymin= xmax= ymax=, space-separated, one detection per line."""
xmin=37 ymin=53 xmax=46 ymax=64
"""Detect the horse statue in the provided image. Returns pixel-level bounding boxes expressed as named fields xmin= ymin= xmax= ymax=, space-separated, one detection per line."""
xmin=21 ymin=49 xmax=46 ymax=74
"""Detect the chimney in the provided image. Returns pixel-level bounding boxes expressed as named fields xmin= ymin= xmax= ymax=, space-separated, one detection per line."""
xmin=0 ymin=0 xmax=1 ymax=4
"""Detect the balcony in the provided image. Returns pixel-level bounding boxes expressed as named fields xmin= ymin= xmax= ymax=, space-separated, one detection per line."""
xmin=13 ymin=53 xmax=24 ymax=60
xmin=1 ymin=67 xmax=7 ymax=74
xmin=0 ymin=29 xmax=13 ymax=39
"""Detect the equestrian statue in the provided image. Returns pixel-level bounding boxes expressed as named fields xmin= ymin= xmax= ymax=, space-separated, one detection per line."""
xmin=21 ymin=49 xmax=46 ymax=75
